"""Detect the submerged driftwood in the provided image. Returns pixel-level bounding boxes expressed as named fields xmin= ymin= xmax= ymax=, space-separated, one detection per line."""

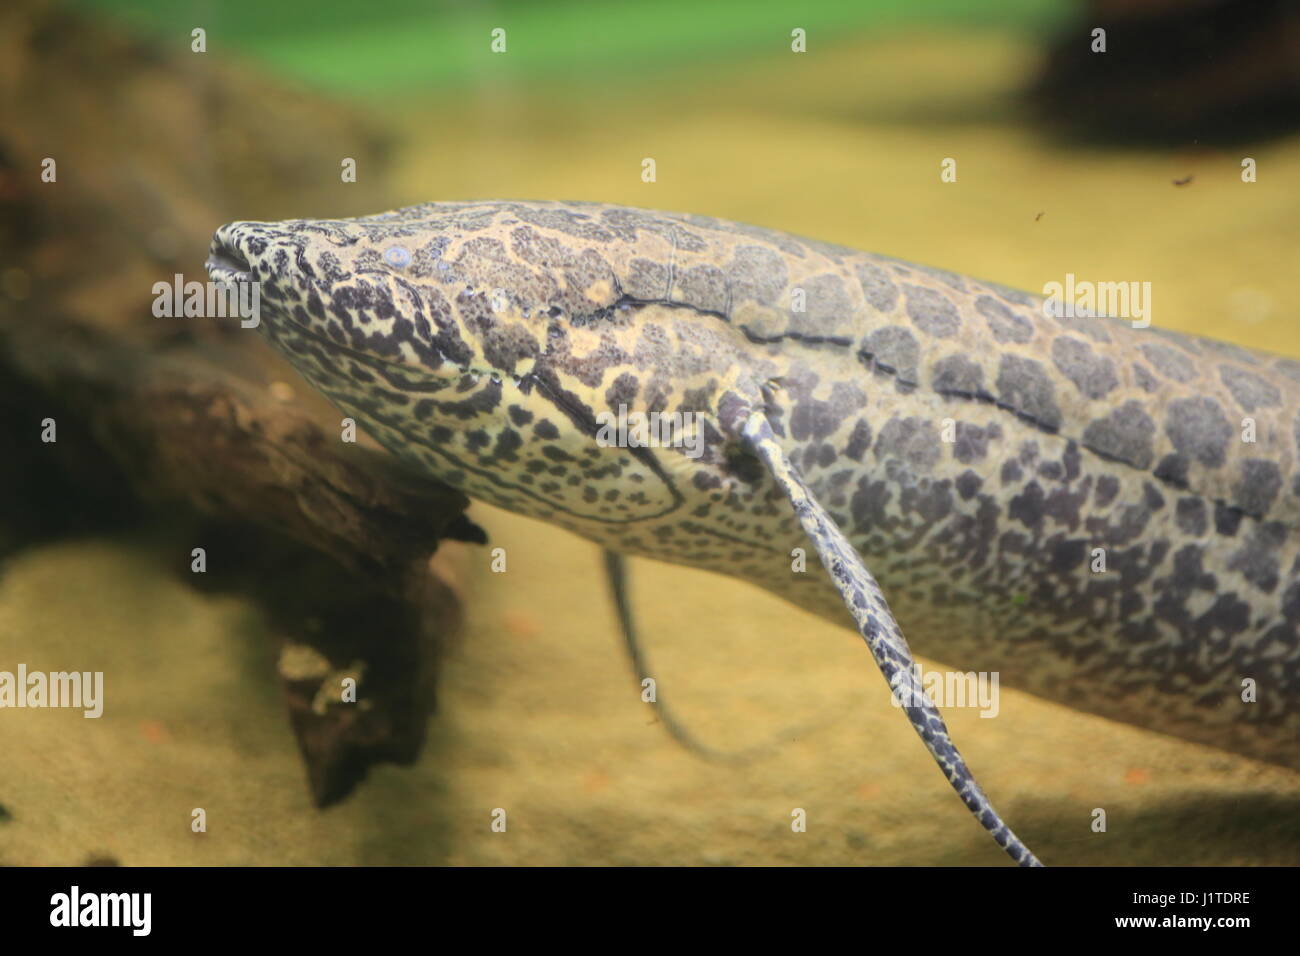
xmin=1031 ymin=0 xmax=1300 ymax=145
xmin=0 ymin=0 xmax=480 ymax=804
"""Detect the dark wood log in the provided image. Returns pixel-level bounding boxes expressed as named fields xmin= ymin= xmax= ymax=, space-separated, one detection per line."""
xmin=0 ymin=0 xmax=481 ymax=804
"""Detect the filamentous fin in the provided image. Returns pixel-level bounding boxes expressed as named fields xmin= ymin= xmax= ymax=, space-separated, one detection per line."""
xmin=739 ymin=408 xmax=1043 ymax=867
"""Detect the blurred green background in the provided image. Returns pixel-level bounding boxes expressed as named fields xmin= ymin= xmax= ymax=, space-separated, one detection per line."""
xmin=78 ymin=0 xmax=1068 ymax=92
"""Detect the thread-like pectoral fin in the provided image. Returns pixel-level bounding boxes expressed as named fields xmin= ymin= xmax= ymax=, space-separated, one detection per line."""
xmin=739 ymin=408 xmax=1043 ymax=867
xmin=604 ymin=549 xmax=824 ymax=765
xmin=603 ymin=548 xmax=745 ymax=763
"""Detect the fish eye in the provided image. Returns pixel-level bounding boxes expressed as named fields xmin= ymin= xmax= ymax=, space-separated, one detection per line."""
xmin=383 ymin=245 xmax=411 ymax=268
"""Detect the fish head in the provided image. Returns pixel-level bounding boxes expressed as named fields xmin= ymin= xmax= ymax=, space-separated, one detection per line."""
xmin=205 ymin=201 xmax=773 ymax=527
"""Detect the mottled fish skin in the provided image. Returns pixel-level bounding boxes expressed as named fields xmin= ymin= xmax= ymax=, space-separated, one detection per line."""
xmin=206 ymin=200 xmax=1300 ymax=774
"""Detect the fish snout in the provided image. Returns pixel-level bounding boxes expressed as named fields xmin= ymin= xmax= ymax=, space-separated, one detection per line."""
xmin=204 ymin=222 xmax=266 ymax=286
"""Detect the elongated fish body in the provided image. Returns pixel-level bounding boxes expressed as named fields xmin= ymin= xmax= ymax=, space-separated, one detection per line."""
xmin=206 ymin=200 xmax=1299 ymax=785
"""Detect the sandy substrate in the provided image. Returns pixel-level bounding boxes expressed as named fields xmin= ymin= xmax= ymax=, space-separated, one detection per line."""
xmin=2 ymin=519 xmax=1298 ymax=866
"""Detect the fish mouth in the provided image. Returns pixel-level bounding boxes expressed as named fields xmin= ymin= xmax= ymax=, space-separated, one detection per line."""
xmin=204 ymin=237 xmax=254 ymax=285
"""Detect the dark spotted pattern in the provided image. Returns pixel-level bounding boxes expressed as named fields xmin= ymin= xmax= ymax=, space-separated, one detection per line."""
xmin=744 ymin=409 xmax=1039 ymax=866
xmin=1052 ymin=336 xmax=1119 ymax=399
xmin=1082 ymin=401 xmax=1157 ymax=470
xmin=1166 ymin=397 xmax=1234 ymax=468
xmin=903 ymin=285 xmax=961 ymax=338
xmin=208 ymin=200 xmax=1300 ymax=860
xmin=995 ymin=356 xmax=1062 ymax=430
xmin=1220 ymin=364 xmax=1281 ymax=412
